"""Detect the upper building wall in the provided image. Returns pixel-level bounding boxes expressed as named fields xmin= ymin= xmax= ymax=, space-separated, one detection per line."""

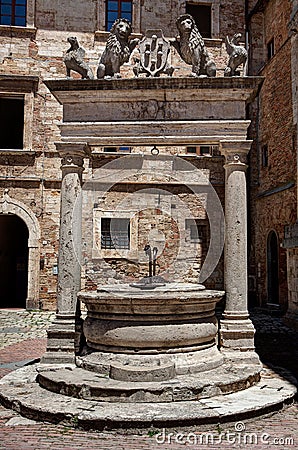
xmin=35 ymin=0 xmax=99 ymax=32
xmin=248 ymin=0 xmax=292 ymax=74
xmin=31 ymin=0 xmax=246 ymax=38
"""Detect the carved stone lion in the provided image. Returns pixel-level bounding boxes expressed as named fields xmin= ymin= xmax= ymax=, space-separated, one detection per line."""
xmin=97 ymin=18 xmax=139 ymax=79
xmin=171 ymin=14 xmax=216 ymax=77
xmin=224 ymin=33 xmax=248 ymax=77
xmin=64 ymin=36 xmax=94 ymax=79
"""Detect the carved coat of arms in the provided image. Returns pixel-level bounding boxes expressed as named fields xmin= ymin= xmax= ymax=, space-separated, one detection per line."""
xmin=133 ymin=29 xmax=174 ymax=77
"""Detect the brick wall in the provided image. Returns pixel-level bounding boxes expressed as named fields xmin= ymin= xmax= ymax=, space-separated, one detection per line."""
xmin=248 ymin=0 xmax=297 ymax=309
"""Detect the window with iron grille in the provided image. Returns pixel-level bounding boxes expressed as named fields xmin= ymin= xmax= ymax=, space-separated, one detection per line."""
xmin=185 ymin=219 xmax=207 ymax=243
xmin=0 ymin=0 xmax=26 ymax=26
xmin=101 ymin=218 xmax=130 ymax=249
xmin=106 ymin=0 xmax=132 ymax=31
xmin=186 ymin=218 xmax=210 ymax=248
xmin=103 ymin=146 xmax=131 ymax=153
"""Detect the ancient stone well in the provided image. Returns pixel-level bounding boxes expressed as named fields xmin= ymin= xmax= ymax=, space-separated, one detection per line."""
xmin=0 ymin=75 xmax=296 ymax=428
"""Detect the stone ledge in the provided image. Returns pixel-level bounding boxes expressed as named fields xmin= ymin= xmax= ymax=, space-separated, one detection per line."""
xmin=0 ymin=364 xmax=296 ymax=430
xmin=37 ymin=357 xmax=261 ymax=402
xmin=44 ymin=76 xmax=264 ymax=95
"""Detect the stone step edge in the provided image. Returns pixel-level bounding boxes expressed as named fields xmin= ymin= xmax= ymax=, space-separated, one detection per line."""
xmin=0 ymin=365 xmax=296 ymax=430
xmin=37 ymin=363 xmax=262 ymax=402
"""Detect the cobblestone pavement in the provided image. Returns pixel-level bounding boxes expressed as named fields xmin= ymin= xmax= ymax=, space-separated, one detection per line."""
xmin=0 ymin=308 xmax=297 ymax=449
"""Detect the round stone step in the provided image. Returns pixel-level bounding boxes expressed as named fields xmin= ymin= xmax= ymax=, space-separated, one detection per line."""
xmin=0 ymin=364 xmax=296 ymax=430
xmin=37 ymin=358 xmax=262 ymax=403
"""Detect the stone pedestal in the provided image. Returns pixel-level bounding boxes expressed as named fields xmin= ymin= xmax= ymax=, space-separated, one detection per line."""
xmin=78 ymin=284 xmax=225 ymax=380
xmin=219 ymin=141 xmax=258 ymax=358
xmin=42 ymin=143 xmax=87 ymax=364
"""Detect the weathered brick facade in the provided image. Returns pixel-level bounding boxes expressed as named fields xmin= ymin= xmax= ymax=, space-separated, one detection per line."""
xmin=0 ymin=0 xmax=297 ymax=325
xmin=247 ymin=0 xmax=298 ymax=318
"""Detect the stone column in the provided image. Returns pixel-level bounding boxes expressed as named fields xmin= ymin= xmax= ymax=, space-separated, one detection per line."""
xmin=26 ymin=246 xmax=40 ymax=310
xmin=219 ymin=141 xmax=258 ymax=359
xmin=42 ymin=143 xmax=87 ymax=364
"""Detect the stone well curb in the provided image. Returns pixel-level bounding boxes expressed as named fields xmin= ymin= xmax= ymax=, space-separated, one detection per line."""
xmin=0 ymin=364 xmax=296 ymax=430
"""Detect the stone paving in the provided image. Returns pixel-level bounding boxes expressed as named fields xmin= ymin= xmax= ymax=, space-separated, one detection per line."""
xmin=0 ymin=309 xmax=55 ymax=349
xmin=0 ymin=308 xmax=297 ymax=449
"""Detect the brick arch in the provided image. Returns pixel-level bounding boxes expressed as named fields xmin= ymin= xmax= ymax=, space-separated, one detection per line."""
xmin=0 ymin=190 xmax=41 ymax=309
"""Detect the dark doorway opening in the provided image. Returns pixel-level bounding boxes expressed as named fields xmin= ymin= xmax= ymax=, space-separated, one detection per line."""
xmin=186 ymin=3 xmax=212 ymax=38
xmin=267 ymin=230 xmax=279 ymax=305
xmin=0 ymin=97 xmax=24 ymax=149
xmin=0 ymin=215 xmax=28 ymax=308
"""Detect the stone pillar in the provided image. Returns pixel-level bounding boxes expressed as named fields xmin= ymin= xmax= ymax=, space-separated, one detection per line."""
xmin=42 ymin=143 xmax=87 ymax=364
xmin=26 ymin=245 xmax=40 ymax=310
xmin=219 ymin=141 xmax=258 ymax=359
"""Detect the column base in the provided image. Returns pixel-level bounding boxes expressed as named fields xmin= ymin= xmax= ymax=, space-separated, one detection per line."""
xmin=220 ymin=312 xmax=256 ymax=353
xmin=26 ymin=296 xmax=39 ymax=310
xmin=41 ymin=314 xmax=83 ymax=364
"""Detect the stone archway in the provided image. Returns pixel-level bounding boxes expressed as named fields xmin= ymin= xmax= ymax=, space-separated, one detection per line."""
xmin=0 ymin=190 xmax=40 ymax=309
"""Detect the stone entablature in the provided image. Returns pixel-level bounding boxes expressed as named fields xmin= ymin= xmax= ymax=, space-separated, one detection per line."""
xmin=45 ymin=77 xmax=263 ymax=148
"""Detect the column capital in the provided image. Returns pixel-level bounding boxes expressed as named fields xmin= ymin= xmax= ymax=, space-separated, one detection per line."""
xmin=220 ymin=140 xmax=252 ymax=166
xmin=55 ymin=142 xmax=90 ymax=173
xmin=55 ymin=142 xmax=90 ymax=158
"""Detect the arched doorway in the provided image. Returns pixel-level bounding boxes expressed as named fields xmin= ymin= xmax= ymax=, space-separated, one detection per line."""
xmin=0 ymin=215 xmax=29 ymax=308
xmin=267 ymin=230 xmax=279 ymax=305
xmin=0 ymin=191 xmax=41 ymax=309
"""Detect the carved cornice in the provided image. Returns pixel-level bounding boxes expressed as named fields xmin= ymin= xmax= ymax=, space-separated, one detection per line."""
xmin=44 ymin=77 xmax=264 ymax=106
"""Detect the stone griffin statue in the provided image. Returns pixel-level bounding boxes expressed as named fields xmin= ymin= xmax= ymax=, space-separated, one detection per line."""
xmin=171 ymin=14 xmax=216 ymax=77
xmin=64 ymin=36 xmax=94 ymax=79
xmin=97 ymin=18 xmax=139 ymax=78
xmin=224 ymin=33 xmax=247 ymax=76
